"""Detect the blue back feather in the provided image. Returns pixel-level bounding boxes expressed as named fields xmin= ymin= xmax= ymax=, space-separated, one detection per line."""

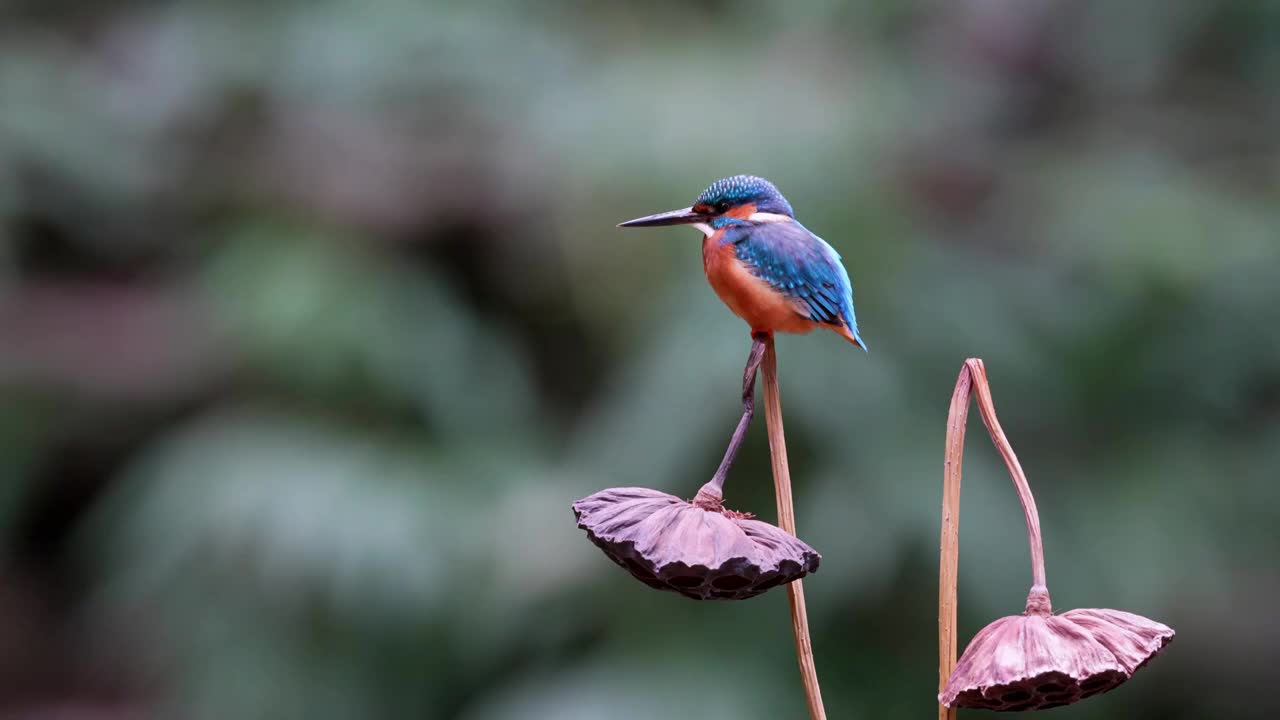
xmin=724 ymin=221 xmax=865 ymax=347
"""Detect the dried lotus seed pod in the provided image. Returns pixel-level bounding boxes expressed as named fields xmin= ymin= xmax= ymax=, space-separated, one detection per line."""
xmin=941 ymin=589 xmax=1174 ymax=712
xmin=572 ymin=486 xmax=820 ymax=601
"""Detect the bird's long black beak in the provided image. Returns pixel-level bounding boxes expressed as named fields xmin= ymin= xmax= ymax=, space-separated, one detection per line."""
xmin=617 ymin=206 xmax=706 ymax=228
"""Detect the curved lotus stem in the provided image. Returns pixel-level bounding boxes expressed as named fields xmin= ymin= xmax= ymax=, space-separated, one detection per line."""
xmin=761 ymin=334 xmax=827 ymax=720
xmin=696 ymin=336 xmax=768 ymax=506
xmin=966 ymin=359 xmax=1049 ymax=607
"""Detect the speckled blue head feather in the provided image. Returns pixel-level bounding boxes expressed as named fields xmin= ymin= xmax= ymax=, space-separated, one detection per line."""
xmin=696 ymin=175 xmax=794 ymax=217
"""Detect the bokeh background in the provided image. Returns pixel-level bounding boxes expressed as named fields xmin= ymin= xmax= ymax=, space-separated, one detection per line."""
xmin=1 ymin=1 xmax=1277 ymax=718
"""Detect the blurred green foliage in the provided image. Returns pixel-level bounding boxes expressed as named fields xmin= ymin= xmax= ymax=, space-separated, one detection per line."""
xmin=1 ymin=0 xmax=1278 ymax=718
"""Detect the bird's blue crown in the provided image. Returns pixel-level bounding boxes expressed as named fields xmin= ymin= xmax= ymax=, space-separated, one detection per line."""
xmin=695 ymin=175 xmax=794 ymax=218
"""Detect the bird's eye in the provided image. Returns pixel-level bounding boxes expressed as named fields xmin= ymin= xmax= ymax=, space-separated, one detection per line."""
xmin=714 ymin=200 xmax=730 ymax=213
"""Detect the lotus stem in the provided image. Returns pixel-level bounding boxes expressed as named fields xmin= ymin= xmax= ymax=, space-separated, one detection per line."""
xmin=760 ymin=333 xmax=827 ymax=720
xmin=696 ymin=336 xmax=768 ymax=506
xmin=938 ymin=364 xmax=972 ymax=720
xmin=964 ymin=359 xmax=1050 ymax=613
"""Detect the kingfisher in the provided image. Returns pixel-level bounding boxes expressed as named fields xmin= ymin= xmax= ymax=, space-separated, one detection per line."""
xmin=618 ymin=175 xmax=866 ymax=350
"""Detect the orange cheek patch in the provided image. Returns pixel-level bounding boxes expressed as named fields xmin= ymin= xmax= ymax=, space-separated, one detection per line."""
xmin=724 ymin=203 xmax=758 ymax=220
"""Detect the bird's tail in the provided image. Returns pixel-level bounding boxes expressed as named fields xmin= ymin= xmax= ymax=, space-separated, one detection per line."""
xmin=835 ymin=322 xmax=868 ymax=352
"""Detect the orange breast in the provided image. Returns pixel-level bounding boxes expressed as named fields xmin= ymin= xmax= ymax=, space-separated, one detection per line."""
xmin=703 ymin=231 xmax=816 ymax=335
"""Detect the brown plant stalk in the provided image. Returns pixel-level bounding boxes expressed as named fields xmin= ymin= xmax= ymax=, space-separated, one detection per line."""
xmin=761 ymin=335 xmax=827 ymax=720
xmin=937 ymin=365 xmax=972 ymax=720
xmin=967 ymin=359 xmax=1049 ymax=605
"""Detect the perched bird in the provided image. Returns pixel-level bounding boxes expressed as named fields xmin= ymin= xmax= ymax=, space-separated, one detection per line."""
xmin=619 ymin=175 xmax=866 ymax=350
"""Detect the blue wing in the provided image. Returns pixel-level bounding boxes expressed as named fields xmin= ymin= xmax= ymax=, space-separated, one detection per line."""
xmin=726 ymin=220 xmax=865 ymax=346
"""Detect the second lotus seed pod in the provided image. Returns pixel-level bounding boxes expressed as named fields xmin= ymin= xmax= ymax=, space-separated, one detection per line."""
xmin=940 ymin=589 xmax=1174 ymax=711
